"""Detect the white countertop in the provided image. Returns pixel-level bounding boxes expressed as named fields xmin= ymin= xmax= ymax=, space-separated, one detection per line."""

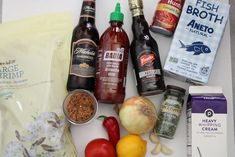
xmin=1 ymin=0 xmax=234 ymax=157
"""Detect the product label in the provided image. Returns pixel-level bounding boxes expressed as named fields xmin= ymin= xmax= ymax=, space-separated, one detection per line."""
xmin=161 ymin=101 xmax=181 ymax=117
xmin=155 ymin=99 xmax=182 ymax=138
xmin=80 ymin=0 xmax=96 ymax=18
xmin=103 ymin=50 xmax=124 ymax=62
xmin=131 ymin=9 xmax=144 ymax=17
xmin=152 ymin=0 xmax=184 ymax=31
xmin=96 ymin=47 xmax=127 ymax=92
xmin=158 ymin=0 xmax=182 ymax=16
xmin=139 ymin=69 xmax=161 ymax=79
xmin=129 ymin=0 xmax=144 ymax=17
xmin=164 ymin=0 xmax=230 ymax=84
xmin=70 ymin=39 xmax=97 ymax=78
xmin=140 ymin=54 xmax=155 ymax=66
xmin=137 ymin=51 xmax=162 ymax=82
xmin=0 ymin=60 xmax=24 ymax=80
xmin=190 ymin=112 xmax=227 ymax=157
xmin=187 ymin=94 xmax=227 ymax=157
xmin=0 ymin=59 xmax=28 ymax=88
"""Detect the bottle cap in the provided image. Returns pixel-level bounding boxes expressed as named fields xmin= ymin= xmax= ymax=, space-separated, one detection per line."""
xmin=110 ymin=3 xmax=124 ymax=22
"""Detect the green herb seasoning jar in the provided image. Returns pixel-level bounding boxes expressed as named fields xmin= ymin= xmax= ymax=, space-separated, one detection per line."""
xmin=154 ymin=85 xmax=186 ymax=139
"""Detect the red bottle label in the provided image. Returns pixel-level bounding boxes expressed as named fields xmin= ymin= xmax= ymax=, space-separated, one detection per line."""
xmin=98 ymin=48 xmax=125 ymax=84
xmin=137 ymin=51 xmax=162 ymax=80
xmin=140 ymin=54 xmax=155 ymax=66
xmin=95 ymin=47 xmax=128 ymax=102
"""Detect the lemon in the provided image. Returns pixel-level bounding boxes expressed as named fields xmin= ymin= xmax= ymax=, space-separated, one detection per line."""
xmin=116 ymin=134 xmax=147 ymax=157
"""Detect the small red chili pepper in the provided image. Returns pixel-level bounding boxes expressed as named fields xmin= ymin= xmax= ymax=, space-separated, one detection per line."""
xmin=98 ymin=115 xmax=120 ymax=147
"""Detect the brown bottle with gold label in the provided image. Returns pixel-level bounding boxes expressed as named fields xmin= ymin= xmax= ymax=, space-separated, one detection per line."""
xmin=128 ymin=0 xmax=165 ymax=96
xmin=67 ymin=0 xmax=99 ymax=91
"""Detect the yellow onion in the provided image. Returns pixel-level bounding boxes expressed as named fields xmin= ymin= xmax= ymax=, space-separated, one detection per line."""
xmin=119 ymin=96 xmax=157 ymax=134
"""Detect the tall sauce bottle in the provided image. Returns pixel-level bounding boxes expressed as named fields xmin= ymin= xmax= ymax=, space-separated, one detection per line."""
xmin=128 ymin=0 xmax=165 ymax=96
xmin=67 ymin=0 xmax=99 ymax=91
xmin=94 ymin=3 xmax=129 ymax=104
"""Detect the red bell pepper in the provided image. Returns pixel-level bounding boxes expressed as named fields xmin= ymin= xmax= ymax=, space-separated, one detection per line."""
xmin=98 ymin=115 xmax=120 ymax=147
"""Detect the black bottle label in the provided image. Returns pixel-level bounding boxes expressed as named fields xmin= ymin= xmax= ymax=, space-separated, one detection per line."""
xmin=137 ymin=50 xmax=162 ymax=82
xmin=81 ymin=0 xmax=96 ymax=18
xmin=70 ymin=39 xmax=97 ymax=78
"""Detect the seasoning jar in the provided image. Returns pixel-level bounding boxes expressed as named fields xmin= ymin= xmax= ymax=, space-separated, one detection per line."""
xmin=63 ymin=89 xmax=98 ymax=125
xmin=154 ymin=85 xmax=186 ymax=139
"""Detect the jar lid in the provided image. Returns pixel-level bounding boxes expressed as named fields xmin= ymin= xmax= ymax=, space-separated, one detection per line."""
xmin=167 ymin=85 xmax=186 ymax=95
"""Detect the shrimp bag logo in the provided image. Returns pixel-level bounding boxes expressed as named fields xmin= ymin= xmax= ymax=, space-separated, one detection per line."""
xmin=179 ymin=40 xmax=211 ymax=55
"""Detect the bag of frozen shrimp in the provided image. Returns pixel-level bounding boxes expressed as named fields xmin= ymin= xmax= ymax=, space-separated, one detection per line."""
xmin=0 ymin=13 xmax=78 ymax=157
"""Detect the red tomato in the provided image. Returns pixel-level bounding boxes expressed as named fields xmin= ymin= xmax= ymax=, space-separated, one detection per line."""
xmin=85 ymin=138 xmax=116 ymax=157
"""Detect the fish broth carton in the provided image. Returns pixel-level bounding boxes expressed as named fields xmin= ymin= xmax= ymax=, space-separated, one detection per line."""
xmin=187 ymin=86 xmax=227 ymax=157
xmin=164 ymin=0 xmax=230 ymax=84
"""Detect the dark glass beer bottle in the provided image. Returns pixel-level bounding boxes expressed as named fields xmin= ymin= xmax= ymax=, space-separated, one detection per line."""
xmin=128 ymin=0 xmax=165 ymax=96
xmin=67 ymin=0 xmax=99 ymax=91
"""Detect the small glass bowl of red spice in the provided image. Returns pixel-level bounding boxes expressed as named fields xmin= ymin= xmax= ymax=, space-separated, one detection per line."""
xmin=63 ymin=89 xmax=98 ymax=125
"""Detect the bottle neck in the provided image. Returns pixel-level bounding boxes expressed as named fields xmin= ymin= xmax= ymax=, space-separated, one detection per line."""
xmin=110 ymin=21 xmax=123 ymax=27
xmin=79 ymin=0 xmax=96 ymax=25
xmin=131 ymin=11 xmax=150 ymax=38
xmin=130 ymin=8 xmax=143 ymax=17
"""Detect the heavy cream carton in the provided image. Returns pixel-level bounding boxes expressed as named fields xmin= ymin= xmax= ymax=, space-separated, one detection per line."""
xmin=187 ymin=86 xmax=227 ymax=157
xmin=164 ymin=0 xmax=230 ymax=84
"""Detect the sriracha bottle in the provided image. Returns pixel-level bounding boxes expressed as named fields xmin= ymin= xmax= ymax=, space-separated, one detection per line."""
xmin=94 ymin=3 xmax=129 ymax=104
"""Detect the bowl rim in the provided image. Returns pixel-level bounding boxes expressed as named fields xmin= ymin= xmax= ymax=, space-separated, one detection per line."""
xmin=63 ymin=89 xmax=98 ymax=125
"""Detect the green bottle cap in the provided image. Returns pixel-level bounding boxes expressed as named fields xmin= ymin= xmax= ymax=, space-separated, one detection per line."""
xmin=110 ymin=3 xmax=124 ymax=22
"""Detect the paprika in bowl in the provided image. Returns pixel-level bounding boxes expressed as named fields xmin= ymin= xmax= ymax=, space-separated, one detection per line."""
xmin=63 ymin=89 xmax=98 ymax=125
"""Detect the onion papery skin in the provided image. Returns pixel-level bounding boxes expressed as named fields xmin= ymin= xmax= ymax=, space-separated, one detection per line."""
xmin=119 ymin=96 xmax=157 ymax=134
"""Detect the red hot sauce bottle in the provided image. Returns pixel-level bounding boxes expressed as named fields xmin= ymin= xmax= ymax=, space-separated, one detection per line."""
xmin=94 ymin=3 xmax=129 ymax=104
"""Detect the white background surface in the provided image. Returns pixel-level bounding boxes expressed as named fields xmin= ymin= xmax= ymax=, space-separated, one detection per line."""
xmin=2 ymin=0 xmax=234 ymax=157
